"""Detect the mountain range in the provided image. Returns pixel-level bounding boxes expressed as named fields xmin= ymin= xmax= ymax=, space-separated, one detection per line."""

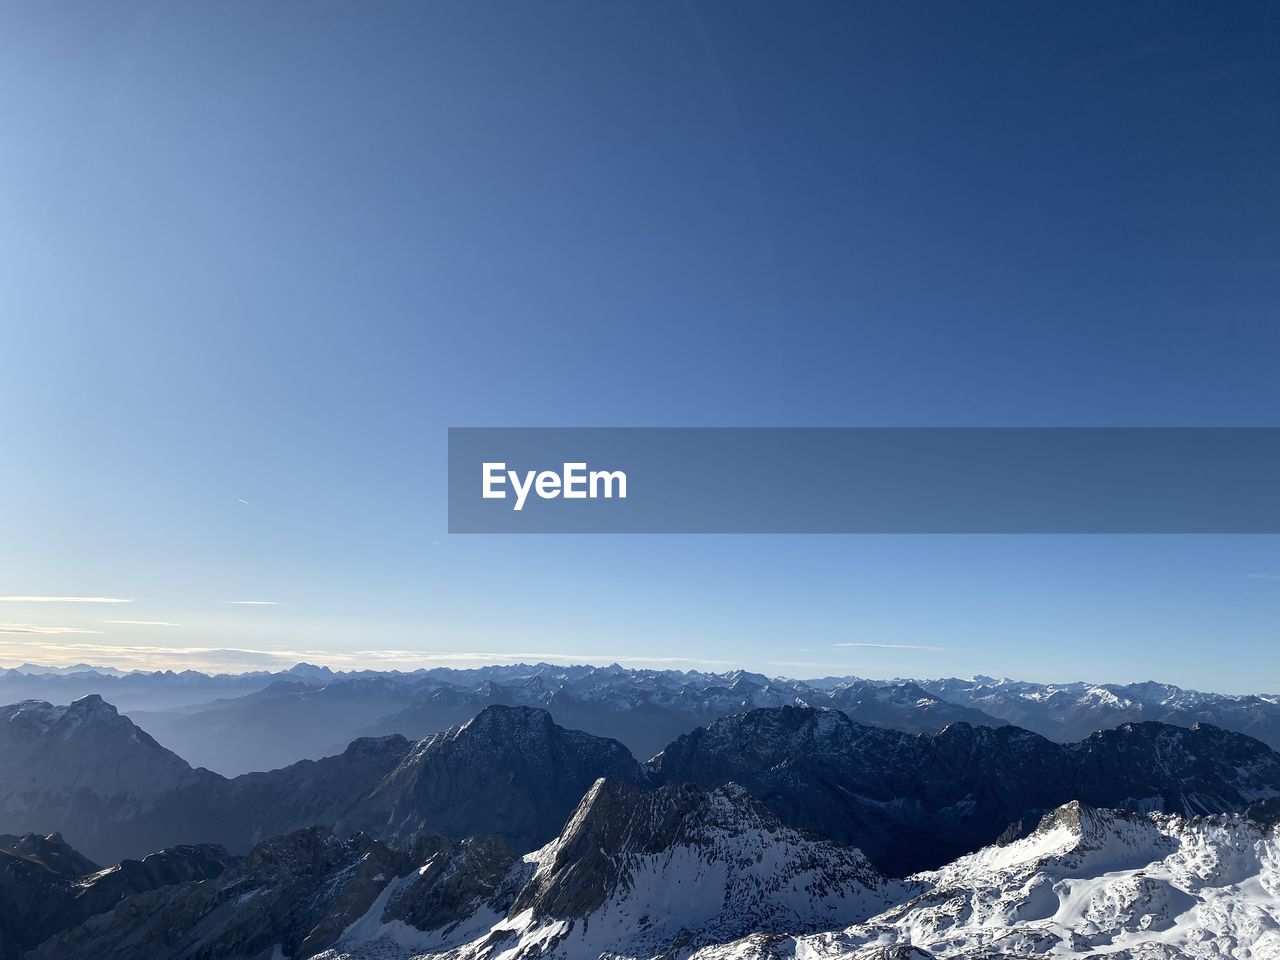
xmin=7 ymin=662 xmax=1278 ymax=776
xmin=3 ymin=683 xmax=1280 ymax=959
xmin=4 ymin=693 xmax=1280 ymax=877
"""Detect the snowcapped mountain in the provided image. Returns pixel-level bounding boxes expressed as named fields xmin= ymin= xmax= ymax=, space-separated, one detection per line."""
xmin=319 ymin=779 xmax=915 ymax=960
xmin=688 ymin=801 xmax=1280 ymax=960
xmin=653 ymin=705 xmax=1280 ymax=874
xmin=918 ymin=675 xmax=1280 ymax=751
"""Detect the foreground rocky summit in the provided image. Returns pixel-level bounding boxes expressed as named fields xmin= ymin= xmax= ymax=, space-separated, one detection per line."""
xmin=34 ymin=779 xmax=907 ymax=960
xmin=31 ymin=797 xmax=1280 ymax=960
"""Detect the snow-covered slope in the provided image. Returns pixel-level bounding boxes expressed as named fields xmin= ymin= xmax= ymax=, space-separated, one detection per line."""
xmin=316 ymin=779 xmax=913 ymax=960
xmin=691 ymin=801 xmax=1280 ymax=960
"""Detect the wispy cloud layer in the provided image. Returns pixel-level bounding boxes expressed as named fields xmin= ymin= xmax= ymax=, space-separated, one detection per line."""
xmin=831 ymin=642 xmax=948 ymax=652
xmin=0 ymin=623 xmax=103 ymax=635
xmin=104 ymin=620 xmax=182 ymax=627
xmin=226 ymin=601 xmax=279 ymax=606
xmin=1246 ymin=573 xmax=1280 ymax=580
xmin=0 ymin=596 xmax=133 ymax=604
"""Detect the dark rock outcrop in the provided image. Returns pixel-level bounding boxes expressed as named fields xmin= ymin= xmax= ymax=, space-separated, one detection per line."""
xmin=0 ymin=833 xmax=230 ymax=960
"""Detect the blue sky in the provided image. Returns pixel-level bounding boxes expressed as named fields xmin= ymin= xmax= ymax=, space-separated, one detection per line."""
xmin=1 ymin=2 xmax=1278 ymax=690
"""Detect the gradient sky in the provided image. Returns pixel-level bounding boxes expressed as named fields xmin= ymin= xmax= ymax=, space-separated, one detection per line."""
xmin=1 ymin=2 xmax=1278 ymax=690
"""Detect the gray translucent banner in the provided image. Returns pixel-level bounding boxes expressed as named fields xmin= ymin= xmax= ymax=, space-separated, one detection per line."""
xmin=447 ymin=428 xmax=1280 ymax=533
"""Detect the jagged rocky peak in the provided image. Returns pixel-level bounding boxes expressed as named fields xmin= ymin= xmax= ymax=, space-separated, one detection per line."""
xmin=655 ymin=703 xmax=863 ymax=767
xmin=513 ymin=777 xmax=901 ymax=931
xmin=338 ymin=733 xmax=411 ymax=759
xmin=385 ymin=833 xmax=518 ymax=933
xmin=1017 ymin=800 xmax=1159 ymax=863
xmin=0 ymin=831 xmax=101 ymax=876
xmin=335 ymin=704 xmax=650 ymax=854
xmin=0 ymin=835 xmax=235 ymax=960
xmin=1 ymin=694 xmax=117 ymax=733
xmin=1 ymin=693 xmax=177 ymax=753
xmin=454 ymin=702 xmax=601 ymax=747
xmin=515 ymin=778 xmax=736 ymax=917
xmin=242 ymin=824 xmax=374 ymax=878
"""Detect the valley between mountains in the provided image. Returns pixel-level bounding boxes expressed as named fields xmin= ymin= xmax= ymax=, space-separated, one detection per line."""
xmin=2 ymin=664 xmax=1279 ymax=959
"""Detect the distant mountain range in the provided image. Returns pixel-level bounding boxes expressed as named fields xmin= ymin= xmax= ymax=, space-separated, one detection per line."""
xmin=5 ymin=662 xmax=1277 ymax=776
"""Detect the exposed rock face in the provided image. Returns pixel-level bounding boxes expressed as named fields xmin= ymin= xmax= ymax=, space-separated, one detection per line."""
xmin=0 ymin=832 xmax=230 ymax=960
xmin=0 ymin=830 xmax=100 ymax=876
xmin=337 ymin=704 xmax=651 ymax=852
xmin=214 ymin=733 xmax=414 ymax=851
xmin=29 ymin=827 xmax=409 ymax=960
xmin=652 ymin=705 xmax=1280 ymax=875
xmin=0 ymin=695 xmax=227 ymax=864
xmin=0 ymin=692 xmax=414 ymax=864
xmin=313 ymin=777 xmax=910 ymax=960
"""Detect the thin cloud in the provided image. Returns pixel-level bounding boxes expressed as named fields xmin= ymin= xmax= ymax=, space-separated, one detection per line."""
xmin=237 ymin=498 xmax=252 ymax=506
xmin=226 ymin=600 xmax=280 ymax=605
xmin=831 ymin=642 xmax=949 ymax=652
xmin=0 ymin=623 xmax=103 ymax=635
xmin=104 ymin=620 xmax=182 ymax=627
xmin=1246 ymin=573 xmax=1280 ymax=580
xmin=0 ymin=596 xmax=133 ymax=604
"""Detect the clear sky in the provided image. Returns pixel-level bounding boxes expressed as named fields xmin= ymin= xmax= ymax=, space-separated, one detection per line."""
xmin=1 ymin=2 xmax=1278 ymax=690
